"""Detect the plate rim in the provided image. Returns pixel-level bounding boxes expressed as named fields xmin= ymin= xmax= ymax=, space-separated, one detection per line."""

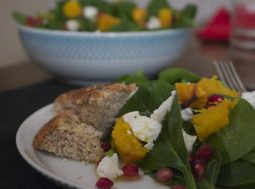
xmin=15 ymin=103 xmax=85 ymax=189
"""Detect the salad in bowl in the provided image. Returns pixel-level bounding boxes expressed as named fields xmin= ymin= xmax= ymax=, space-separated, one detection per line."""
xmin=30 ymin=67 xmax=255 ymax=189
xmin=13 ymin=0 xmax=197 ymax=32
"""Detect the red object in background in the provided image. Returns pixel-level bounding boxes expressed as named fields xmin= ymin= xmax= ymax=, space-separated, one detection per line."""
xmin=197 ymin=8 xmax=230 ymax=41
xmin=234 ymin=5 xmax=255 ymax=28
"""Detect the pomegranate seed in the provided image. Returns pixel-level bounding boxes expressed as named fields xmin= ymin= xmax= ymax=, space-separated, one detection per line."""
xmin=122 ymin=163 xmax=139 ymax=177
xmin=207 ymin=94 xmax=224 ymax=107
xmin=192 ymin=159 xmax=206 ymax=179
xmin=171 ymin=185 xmax=187 ymax=189
xmin=155 ymin=167 xmax=173 ymax=183
xmin=195 ymin=143 xmax=213 ymax=161
xmin=26 ymin=16 xmax=42 ymax=27
xmin=188 ymin=153 xmax=195 ymax=164
xmin=96 ymin=177 xmax=113 ymax=189
xmin=100 ymin=142 xmax=111 ymax=152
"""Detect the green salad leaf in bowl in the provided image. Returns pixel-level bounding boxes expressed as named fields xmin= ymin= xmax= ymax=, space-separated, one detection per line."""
xmin=13 ymin=0 xmax=197 ymax=32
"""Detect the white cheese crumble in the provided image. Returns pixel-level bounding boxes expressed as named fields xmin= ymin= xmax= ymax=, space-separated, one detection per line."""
xmin=123 ymin=91 xmax=176 ymax=150
xmin=83 ymin=6 xmax=98 ymax=21
xmin=123 ymin=111 xmax=162 ymax=150
xmin=151 ymin=91 xmax=176 ymax=123
xmin=181 ymin=108 xmax=193 ymax=121
xmin=242 ymin=91 xmax=255 ymax=108
xmin=182 ymin=129 xmax=197 ymax=153
xmin=146 ymin=16 xmax=161 ymax=30
xmin=66 ymin=20 xmax=80 ymax=31
xmin=96 ymin=153 xmax=123 ymax=180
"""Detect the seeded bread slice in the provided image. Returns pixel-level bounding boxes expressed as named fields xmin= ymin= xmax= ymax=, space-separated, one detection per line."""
xmin=54 ymin=83 xmax=137 ymax=137
xmin=33 ymin=110 xmax=104 ymax=162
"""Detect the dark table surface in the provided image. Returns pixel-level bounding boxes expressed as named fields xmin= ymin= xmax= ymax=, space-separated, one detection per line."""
xmin=1 ymin=35 xmax=255 ymax=189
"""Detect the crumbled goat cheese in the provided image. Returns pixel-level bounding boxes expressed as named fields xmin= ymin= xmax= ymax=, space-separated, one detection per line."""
xmin=66 ymin=20 xmax=80 ymax=31
xmin=123 ymin=111 xmax=162 ymax=150
xmin=151 ymin=91 xmax=176 ymax=122
xmin=96 ymin=153 xmax=123 ymax=180
xmin=123 ymin=91 xmax=176 ymax=150
xmin=242 ymin=91 xmax=255 ymax=108
xmin=182 ymin=129 xmax=197 ymax=153
xmin=83 ymin=6 xmax=98 ymax=21
xmin=181 ymin=108 xmax=193 ymax=121
xmin=146 ymin=16 xmax=161 ymax=30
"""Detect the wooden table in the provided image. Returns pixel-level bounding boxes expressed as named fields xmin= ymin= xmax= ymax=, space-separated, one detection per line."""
xmin=1 ymin=35 xmax=255 ymax=92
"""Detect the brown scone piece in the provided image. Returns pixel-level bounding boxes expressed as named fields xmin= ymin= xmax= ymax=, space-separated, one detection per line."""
xmin=33 ymin=110 xmax=104 ymax=162
xmin=54 ymin=83 xmax=137 ymax=137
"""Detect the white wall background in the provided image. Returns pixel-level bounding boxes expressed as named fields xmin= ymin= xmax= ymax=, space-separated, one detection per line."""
xmin=0 ymin=0 xmax=232 ymax=69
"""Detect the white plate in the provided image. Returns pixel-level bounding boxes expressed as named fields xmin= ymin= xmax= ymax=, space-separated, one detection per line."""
xmin=16 ymin=104 xmax=168 ymax=189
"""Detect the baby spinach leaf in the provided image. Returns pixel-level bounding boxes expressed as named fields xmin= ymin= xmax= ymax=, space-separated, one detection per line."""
xmin=208 ymin=99 xmax=255 ymax=164
xmin=242 ymin=147 xmax=255 ymax=164
xmin=118 ymin=80 xmax=175 ymax=117
xmin=147 ymin=0 xmax=171 ymax=16
xmin=139 ymin=97 xmax=197 ymax=189
xmin=109 ymin=19 xmax=143 ymax=32
xmin=217 ymin=160 xmax=255 ymax=187
xmin=158 ymin=67 xmax=201 ymax=85
xmin=115 ymin=70 xmax=149 ymax=84
xmin=12 ymin=11 xmax=27 ymax=24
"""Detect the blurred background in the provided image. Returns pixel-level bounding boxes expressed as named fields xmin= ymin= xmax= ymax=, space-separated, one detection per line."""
xmin=0 ymin=0 xmax=232 ymax=69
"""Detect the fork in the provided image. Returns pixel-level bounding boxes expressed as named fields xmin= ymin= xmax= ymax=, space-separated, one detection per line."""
xmin=213 ymin=60 xmax=246 ymax=93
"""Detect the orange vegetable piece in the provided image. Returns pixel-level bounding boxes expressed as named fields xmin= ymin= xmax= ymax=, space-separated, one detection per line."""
xmin=197 ymin=77 xmax=239 ymax=98
xmin=97 ymin=14 xmax=120 ymax=32
xmin=132 ymin=7 xmax=147 ymax=27
xmin=158 ymin=8 xmax=173 ymax=28
xmin=112 ymin=118 xmax=148 ymax=163
xmin=192 ymin=100 xmax=233 ymax=141
xmin=63 ymin=0 xmax=82 ymax=18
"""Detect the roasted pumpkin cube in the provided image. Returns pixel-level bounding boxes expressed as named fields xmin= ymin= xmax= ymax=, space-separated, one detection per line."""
xmin=158 ymin=8 xmax=173 ymax=28
xmin=192 ymin=100 xmax=232 ymax=141
xmin=97 ymin=13 xmax=120 ymax=32
xmin=197 ymin=77 xmax=239 ymax=98
xmin=176 ymin=83 xmax=206 ymax=107
xmin=112 ymin=118 xmax=148 ymax=163
xmin=132 ymin=7 xmax=147 ymax=27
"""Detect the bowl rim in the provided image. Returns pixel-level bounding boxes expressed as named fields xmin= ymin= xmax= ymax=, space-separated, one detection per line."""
xmin=17 ymin=24 xmax=192 ymax=37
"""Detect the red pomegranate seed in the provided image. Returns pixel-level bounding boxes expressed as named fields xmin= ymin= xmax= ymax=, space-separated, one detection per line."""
xmin=171 ymin=185 xmax=187 ymax=189
xmin=192 ymin=159 xmax=206 ymax=179
xmin=26 ymin=16 xmax=42 ymax=27
xmin=195 ymin=143 xmax=213 ymax=161
xmin=96 ymin=177 xmax=113 ymax=189
xmin=100 ymin=142 xmax=111 ymax=152
xmin=207 ymin=94 xmax=224 ymax=107
xmin=122 ymin=163 xmax=139 ymax=177
xmin=155 ymin=167 xmax=173 ymax=183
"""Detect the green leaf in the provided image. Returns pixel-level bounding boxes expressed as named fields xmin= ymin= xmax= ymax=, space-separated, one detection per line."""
xmin=181 ymin=4 xmax=197 ymax=20
xmin=115 ymin=70 xmax=149 ymax=84
xmin=118 ymin=80 xmax=175 ymax=117
xmin=112 ymin=1 xmax=136 ymax=20
xmin=139 ymin=97 xmax=197 ymax=189
xmin=79 ymin=18 xmax=97 ymax=31
xmin=217 ymin=160 xmax=255 ymax=187
xmin=242 ymin=147 xmax=255 ymax=164
xmin=109 ymin=19 xmax=143 ymax=32
xmin=146 ymin=0 xmax=170 ymax=16
xmin=208 ymin=99 xmax=255 ymax=164
xmin=173 ymin=4 xmax=198 ymax=28
xmin=158 ymin=68 xmax=201 ymax=85
xmin=12 ymin=11 xmax=27 ymax=24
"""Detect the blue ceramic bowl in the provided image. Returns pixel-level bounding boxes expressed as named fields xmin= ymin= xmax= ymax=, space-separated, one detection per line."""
xmin=18 ymin=25 xmax=191 ymax=85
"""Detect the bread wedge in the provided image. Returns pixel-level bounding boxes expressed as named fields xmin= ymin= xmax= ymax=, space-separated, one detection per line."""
xmin=54 ymin=83 xmax=137 ymax=137
xmin=33 ymin=110 xmax=104 ymax=162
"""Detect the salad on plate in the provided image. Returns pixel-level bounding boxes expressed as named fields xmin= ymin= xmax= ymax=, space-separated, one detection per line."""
xmin=32 ymin=67 xmax=255 ymax=189
xmin=12 ymin=0 xmax=197 ymax=32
